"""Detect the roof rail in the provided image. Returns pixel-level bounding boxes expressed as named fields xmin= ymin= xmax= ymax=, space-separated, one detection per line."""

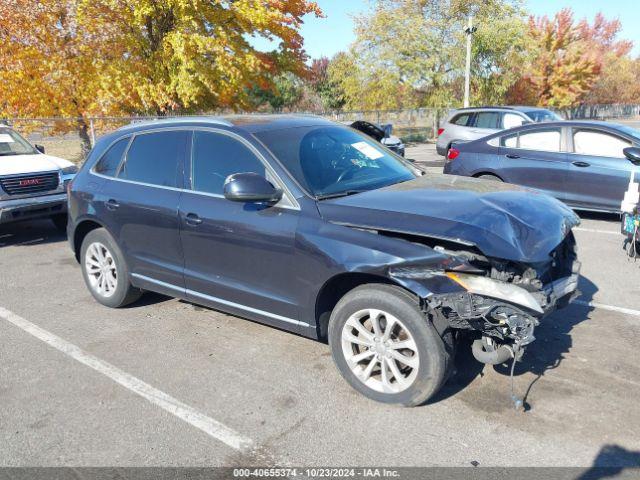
xmin=117 ymin=116 xmax=233 ymax=131
xmin=455 ymin=106 xmax=517 ymax=111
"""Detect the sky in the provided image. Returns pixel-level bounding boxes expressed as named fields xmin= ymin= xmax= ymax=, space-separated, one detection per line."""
xmin=292 ymin=0 xmax=640 ymax=60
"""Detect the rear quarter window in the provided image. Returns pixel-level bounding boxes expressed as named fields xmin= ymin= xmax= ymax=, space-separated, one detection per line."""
xmin=450 ymin=113 xmax=471 ymax=126
xmin=93 ymin=137 xmax=130 ymax=177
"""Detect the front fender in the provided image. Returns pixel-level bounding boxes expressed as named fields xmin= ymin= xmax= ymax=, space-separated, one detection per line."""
xmin=295 ymin=216 xmax=466 ymax=315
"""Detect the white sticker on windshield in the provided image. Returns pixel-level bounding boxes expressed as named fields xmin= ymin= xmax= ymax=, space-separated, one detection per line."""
xmin=0 ymin=134 xmax=15 ymax=143
xmin=351 ymin=141 xmax=384 ymax=160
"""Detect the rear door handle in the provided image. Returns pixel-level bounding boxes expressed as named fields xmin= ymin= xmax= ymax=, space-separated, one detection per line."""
xmin=105 ymin=199 xmax=120 ymax=210
xmin=505 ymin=154 xmax=520 ymax=159
xmin=185 ymin=212 xmax=203 ymax=226
xmin=572 ymin=161 xmax=590 ymax=168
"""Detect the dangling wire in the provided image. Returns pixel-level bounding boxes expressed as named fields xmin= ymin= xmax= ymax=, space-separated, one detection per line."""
xmin=505 ymin=344 xmax=523 ymax=410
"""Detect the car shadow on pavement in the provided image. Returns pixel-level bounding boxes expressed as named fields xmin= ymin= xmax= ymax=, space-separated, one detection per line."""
xmin=577 ymin=210 xmax=621 ymax=223
xmin=577 ymin=444 xmax=640 ymax=479
xmin=0 ymin=219 xmax=66 ymax=248
xmin=430 ymin=275 xmax=599 ymax=409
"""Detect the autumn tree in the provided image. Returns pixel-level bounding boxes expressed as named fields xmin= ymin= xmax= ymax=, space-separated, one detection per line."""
xmin=0 ymin=0 xmax=322 ymax=155
xmin=0 ymin=0 xmax=124 ymax=153
xmin=578 ymin=13 xmax=638 ymax=105
xmin=508 ymin=8 xmax=600 ymax=108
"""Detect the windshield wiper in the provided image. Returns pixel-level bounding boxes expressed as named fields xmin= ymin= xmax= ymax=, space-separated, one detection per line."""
xmin=316 ymin=190 xmax=367 ymax=200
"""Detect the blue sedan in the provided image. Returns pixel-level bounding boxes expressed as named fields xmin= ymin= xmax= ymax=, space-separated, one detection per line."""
xmin=443 ymin=120 xmax=640 ymax=213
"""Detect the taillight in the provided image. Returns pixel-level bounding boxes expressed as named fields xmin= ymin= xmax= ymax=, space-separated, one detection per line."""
xmin=447 ymin=147 xmax=460 ymax=161
xmin=437 ymin=128 xmax=444 ymax=136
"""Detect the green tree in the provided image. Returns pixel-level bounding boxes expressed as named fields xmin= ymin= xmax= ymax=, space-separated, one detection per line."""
xmin=310 ymin=57 xmax=345 ymax=111
xmin=247 ymin=72 xmax=305 ymax=112
xmin=328 ymin=0 xmax=528 ymax=111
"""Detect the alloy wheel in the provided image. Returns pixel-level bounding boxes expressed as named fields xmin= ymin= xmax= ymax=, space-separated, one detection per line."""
xmin=84 ymin=241 xmax=118 ymax=298
xmin=341 ymin=308 xmax=419 ymax=394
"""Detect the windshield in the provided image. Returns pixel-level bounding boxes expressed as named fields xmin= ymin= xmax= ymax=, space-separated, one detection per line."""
xmin=524 ymin=110 xmax=563 ymax=123
xmin=255 ymin=125 xmax=418 ymax=198
xmin=0 ymin=128 xmax=38 ymax=156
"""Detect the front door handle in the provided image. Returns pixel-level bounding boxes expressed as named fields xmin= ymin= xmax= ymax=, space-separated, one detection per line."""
xmin=505 ymin=154 xmax=520 ymax=159
xmin=105 ymin=199 xmax=120 ymax=210
xmin=572 ymin=161 xmax=590 ymax=168
xmin=185 ymin=213 xmax=203 ymax=226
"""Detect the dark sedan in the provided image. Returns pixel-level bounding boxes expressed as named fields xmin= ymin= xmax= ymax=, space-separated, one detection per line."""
xmin=443 ymin=120 xmax=640 ymax=213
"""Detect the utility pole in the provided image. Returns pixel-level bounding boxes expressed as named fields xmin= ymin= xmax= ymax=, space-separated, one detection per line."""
xmin=463 ymin=15 xmax=477 ymax=108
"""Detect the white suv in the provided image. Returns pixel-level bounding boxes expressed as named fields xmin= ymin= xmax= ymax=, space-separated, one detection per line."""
xmin=0 ymin=125 xmax=77 ymax=229
xmin=436 ymin=106 xmax=562 ymax=156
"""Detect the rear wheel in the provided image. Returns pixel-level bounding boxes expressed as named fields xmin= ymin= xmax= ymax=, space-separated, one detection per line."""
xmin=477 ymin=174 xmax=502 ymax=182
xmin=80 ymin=228 xmax=142 ymax=308
xmin=328 ymin=284 xmax=450 ymax=406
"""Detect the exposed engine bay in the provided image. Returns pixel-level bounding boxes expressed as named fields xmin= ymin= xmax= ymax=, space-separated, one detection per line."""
xmin=383 ymin=229 xmax=580 ymax=366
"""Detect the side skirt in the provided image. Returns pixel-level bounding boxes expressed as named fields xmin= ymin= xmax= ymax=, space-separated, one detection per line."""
xmin=130 ymin=273 xmax=317 ymax=338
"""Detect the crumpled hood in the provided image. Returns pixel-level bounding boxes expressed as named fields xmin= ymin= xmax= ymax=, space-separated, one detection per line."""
xmin=0 ymin=154 xmax=73 ymax=176
xmin=317 ymin=174 xmax=580 ymax=263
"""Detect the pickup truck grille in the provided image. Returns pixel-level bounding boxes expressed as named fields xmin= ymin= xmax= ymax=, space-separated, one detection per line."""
xmin=0 ymin=172 xmax=60 ymax=196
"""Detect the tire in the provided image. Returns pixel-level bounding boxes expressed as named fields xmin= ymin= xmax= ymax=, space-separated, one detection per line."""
xmin=477 ymin=174 xmax=502 ymax=182
xmin=80 ymin=228 xmax=143 ymax=308
xmin=328 ymin=284 xmax=450 ymax=407
xmin=51 ymin=213 xmax=68 ymax=232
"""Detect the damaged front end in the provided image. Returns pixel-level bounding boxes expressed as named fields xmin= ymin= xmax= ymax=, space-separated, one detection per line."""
xmin=389 ymin=232 xmax=580 ymax=367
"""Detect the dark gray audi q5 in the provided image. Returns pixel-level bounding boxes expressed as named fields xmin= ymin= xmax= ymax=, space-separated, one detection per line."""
xmin=68 ymin=115 xmax=580 ymax=406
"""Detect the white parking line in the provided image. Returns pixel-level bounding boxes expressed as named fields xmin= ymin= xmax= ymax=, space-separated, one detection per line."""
xmin=574 ymin=227 xmax=619 ymax=236
xmin=573 ymin=300 xmax=640 ymax=317
xmin=0 ymin=306 xmax=253 ymax=451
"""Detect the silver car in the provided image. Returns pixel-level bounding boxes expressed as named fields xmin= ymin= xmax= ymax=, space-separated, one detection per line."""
xmin=436 ymin=106 xmax=562 ymax=156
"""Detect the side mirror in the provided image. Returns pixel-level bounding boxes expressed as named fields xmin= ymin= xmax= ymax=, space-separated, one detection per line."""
xmin=624 ymin=147 xmax=640 ymax=164
xmin=382 ymin=124 xmax=393 ymax=138
xmin=223 ymin=172 xmax=283 ymax=204
xmin=35 ymin=144 xmax=45 ymax=154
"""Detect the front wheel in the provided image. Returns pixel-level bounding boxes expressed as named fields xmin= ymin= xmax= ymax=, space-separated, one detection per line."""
xmin=80 ymin=228 xmax=143 ymax=308
xmin=328 ymin=284 xmax=450 ymax=406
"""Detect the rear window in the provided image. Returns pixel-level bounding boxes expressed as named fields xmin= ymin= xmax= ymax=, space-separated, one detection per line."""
xmin=523 ymin=110 xmax=562 ymax=122
xmin=118 ymin=131 xmax=188 ymax=188
xmin=450 ymin=113 xmax=471 ymax=126
xmin=94 ymin=137 xmax=129 ymax=177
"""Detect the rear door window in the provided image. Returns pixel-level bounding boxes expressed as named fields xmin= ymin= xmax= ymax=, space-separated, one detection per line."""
xmin=191 ymin=131 xmax=266 ymax=195
xmin=94 ymin=137 xmax=129 ymax=177
xmin=118 ymin=131 xmax=188 ymax=187
xmin=572 ymin=129 xmax=631 ymax=158
xmin=473 ymin=112 xmax=501 ymax=129
xmin=519 ymin=129 xmax=561 ymax=152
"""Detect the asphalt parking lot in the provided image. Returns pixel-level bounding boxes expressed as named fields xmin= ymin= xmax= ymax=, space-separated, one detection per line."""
xmin=2 ymin=157 xmax=640 ymax=469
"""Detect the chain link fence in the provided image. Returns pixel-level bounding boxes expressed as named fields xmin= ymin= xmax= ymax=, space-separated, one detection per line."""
xmin=2 ymin=104 xmax=639 ymax=164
